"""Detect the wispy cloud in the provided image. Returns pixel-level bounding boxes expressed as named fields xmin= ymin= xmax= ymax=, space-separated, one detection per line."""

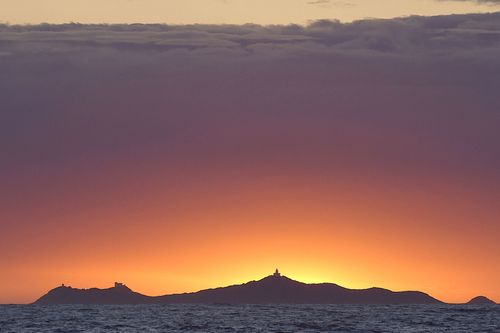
xmin=442 ymin=0 xmax=500 ymax=4
xmin=307 ymin=0 xmax=331 ymax=4
xmin=306 ymin=0 xmax=355 ymax=7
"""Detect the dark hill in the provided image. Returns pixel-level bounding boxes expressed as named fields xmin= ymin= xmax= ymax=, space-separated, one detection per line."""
xmin=466 ymin=296 xmax=496 ymax=305
xmin=158 ymin=274 xmax=441 ymax=304
xmin=34 ymin=271 xmax=442 ymax=305
xmin=35 ymin=282 xmax=152 ymax=305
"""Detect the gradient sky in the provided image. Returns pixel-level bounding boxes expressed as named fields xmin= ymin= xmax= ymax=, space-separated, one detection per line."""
xmin=0 ymin=0 xmax=499 ymax=24
xmin=1 ymin=3 xmax=500 ymax=305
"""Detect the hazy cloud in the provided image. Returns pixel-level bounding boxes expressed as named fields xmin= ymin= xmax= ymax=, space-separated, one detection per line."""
xmin=307 ymin=0 xmax=331 ymax=4
xmin=307 ymin=0 xmax=355 ymax=7
xmin=1 ymin=13 xmax=499 ymax=185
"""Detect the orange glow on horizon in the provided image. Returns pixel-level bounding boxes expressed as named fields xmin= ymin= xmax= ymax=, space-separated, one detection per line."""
xmin=1 ymin=2 xmax=499 ymax=307
xmin=1 ymin=158 xmax=498 ymax=304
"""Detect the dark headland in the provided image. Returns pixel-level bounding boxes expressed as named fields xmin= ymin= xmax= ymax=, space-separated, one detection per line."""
xmin=34 ymin=270 xmax=445 ymax=305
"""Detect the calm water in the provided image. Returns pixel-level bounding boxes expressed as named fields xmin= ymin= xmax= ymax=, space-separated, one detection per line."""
xmin=0 ymin=304 xmax=498 ymax=332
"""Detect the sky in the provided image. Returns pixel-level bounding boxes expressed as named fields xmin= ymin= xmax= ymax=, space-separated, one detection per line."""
xmin=1 ymin=2 xmax=500 ymax=304
xmin=0 ymin=0 xmax=499 ymax=24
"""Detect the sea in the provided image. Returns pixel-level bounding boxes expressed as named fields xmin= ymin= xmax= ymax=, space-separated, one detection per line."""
xmin=0 ymin=304 xmax=498 ymax=332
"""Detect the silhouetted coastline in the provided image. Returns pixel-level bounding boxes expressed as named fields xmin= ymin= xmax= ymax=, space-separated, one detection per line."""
xmin=34 ymin=270 xmax=455 ymax=305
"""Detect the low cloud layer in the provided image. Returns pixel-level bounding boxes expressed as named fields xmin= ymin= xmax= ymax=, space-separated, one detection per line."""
xmin=2 ymin=12 xmax=500 ymax=62
xmin=1 ymin=12 xmax=499 ymax=209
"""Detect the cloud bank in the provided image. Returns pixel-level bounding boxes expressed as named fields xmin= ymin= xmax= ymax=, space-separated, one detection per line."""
xmin=1 ymin=13 xmax=500 ymax=163
xmin=1 ymin=12 xmax=499 ymax=211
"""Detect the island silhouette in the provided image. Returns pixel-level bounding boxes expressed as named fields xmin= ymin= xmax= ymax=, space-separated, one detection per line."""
xmin=33 ymin=269 xmax=468 ymax=305
xmin=466 ymin=296 xmax=497 ymax=305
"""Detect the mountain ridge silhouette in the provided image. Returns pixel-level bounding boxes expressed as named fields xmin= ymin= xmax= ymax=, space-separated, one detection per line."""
xmin=34 ymin=271 xmax=449 ymax=305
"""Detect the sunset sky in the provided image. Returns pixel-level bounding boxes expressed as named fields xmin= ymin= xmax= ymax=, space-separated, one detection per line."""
xmin=0 ymin=0 xmax=499 ymax=24
xmin=1 ymin=1 xmax=500 ymax=304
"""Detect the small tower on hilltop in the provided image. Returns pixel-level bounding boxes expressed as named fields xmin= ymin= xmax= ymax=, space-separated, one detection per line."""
xmin=273 ymin=269 xmax=281 ymax=277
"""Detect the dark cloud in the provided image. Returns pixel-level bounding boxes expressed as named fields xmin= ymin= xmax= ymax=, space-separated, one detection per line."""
xmin=1 ymin=13 xmax=499 ymax=189
xmin=2 ymin=12 xmax=500 ymax=58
